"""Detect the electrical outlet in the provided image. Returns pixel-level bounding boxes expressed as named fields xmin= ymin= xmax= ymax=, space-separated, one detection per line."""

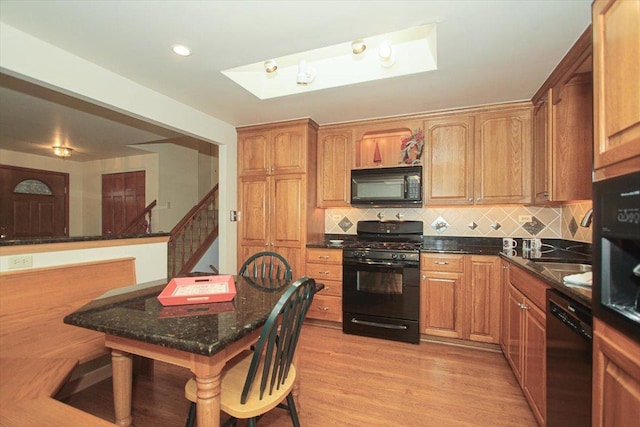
xmin=518 ymin=215 xmax=533 ymax=223
xmin=7 ymin=255 xmax=33 ymax=269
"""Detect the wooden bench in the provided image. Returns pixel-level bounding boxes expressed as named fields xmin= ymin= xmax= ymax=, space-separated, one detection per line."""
xmin=0 ymin=258 xmax=138 ymax=426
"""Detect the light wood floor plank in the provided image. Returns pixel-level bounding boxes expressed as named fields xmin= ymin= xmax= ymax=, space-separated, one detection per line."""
xmin=63 ymin=324 xmax=537 ymax=426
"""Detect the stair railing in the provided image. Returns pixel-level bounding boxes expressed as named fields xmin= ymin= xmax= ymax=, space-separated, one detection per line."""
xmin=119 ymin=200 xmax=157 ymax=235
xmin=168 ymin=185 xmax=219 ymax=278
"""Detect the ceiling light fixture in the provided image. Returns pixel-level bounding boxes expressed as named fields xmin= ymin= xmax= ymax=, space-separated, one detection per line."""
xmin=172 ymin=44 xmax=191 ymax=56
xmin=52 ymin=145 xmax=73 ymax=158
xmin=264 ymin=59 xmax=278 ymax=73
xmin=296 ymin=60 xmax=315 ymax=85
xmin=351 ymin=39 xmax=366 ymax=55
xmin=378 ymin=40 xmax=395 ymax=67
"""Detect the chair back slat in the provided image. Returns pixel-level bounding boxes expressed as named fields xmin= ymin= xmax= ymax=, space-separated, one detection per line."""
xmin=239 ymin=251 xmax=293 ymax=288
xmin=240 ymin=277 xmax=315 ymax=404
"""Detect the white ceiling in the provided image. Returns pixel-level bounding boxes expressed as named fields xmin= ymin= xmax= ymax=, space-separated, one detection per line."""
xmin=0 ymin=0 xmax=592 ymax=162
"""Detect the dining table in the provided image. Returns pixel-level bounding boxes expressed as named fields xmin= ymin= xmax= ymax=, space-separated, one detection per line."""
xmin=64 ymin=275 xmax=310 ymax=427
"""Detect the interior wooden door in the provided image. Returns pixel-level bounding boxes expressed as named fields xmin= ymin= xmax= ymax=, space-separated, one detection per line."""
xmin=101 ymin=171 xmax=145 ymax=235
xmin=0 ymin=165 xmax=68 ymax=240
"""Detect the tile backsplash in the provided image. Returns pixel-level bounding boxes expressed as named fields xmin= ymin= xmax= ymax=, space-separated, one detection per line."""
xmin=325 ymin=201 xmax=592 ymax=243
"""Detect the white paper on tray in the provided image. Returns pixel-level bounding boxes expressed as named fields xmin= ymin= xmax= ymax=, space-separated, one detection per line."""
xmin=172 ymin=283 xmax=229 ymax=296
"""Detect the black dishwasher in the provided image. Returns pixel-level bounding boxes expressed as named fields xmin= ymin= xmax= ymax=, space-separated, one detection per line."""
xmin=546 ymin=289 xmax=592 ymax=427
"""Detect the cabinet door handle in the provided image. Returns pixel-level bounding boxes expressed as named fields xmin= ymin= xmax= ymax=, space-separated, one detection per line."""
xmin=435 ymin=261 xmax=449 ymax=265
xmin=318 ymin=256 xmax=330 ymax=259
xmin=318 ymin=306 xmax=330 ymax=311
xmin=319 ymin=271 xmax=330 ymax=275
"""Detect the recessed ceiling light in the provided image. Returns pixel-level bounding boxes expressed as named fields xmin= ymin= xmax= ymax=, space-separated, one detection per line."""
xmin=264 ymin=60 xmax=278 ymax=73
xmin=351 ymin=39 xmax=366 ymax=55
xmin=172 ymin=45 xmax=191 ymax=56
xmin=378 ymin=40 xmax=395 ymax=67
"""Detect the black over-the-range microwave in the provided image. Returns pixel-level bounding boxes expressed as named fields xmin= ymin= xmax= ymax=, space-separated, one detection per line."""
xmin=350 ymin=165 xmax=422 ymax=207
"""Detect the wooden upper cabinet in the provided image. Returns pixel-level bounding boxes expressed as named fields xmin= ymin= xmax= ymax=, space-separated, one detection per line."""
xmin=423 ymin=115 xmax=474 ymax=205
xmin=533 ymin=93 xmax=551 ymax=203
xmin=317 ymin=127 xmax=352 ymax=207
xmin=475 ymin=107 xmax=532 ymax=204
xmin=238 ymin=131 xmax=270 ymax=176
xmin=593 ymin=0 xmax=640 ymax=178
xmin=551 ymin=72 xmax=593 ymax=200
xmin=238 ymin=120 xmax=314 ymax=177
xmin=532 ymin=26 xmax=593 ymax=204
xmin=272 ymin=126 xmax=307 ymax=174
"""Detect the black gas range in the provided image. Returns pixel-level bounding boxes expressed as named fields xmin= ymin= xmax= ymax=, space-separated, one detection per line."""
xmin=342 ymin=221 xmax=423 ymax=344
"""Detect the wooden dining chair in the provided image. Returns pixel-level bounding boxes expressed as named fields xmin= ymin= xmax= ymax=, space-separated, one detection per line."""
xmin=238 ymin=251 xmax=293 ymax=284
xmin=184 ymin=277 xmax=316 ymax=427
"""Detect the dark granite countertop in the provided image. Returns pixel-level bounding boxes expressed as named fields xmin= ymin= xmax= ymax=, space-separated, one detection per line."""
xmin=0 ymin=232 xmax=170 ymax=246
xmin=501 ymin=253 xmax=592 ymax=307
xmin=64 ymin=277 xmax=320 ymax=357
xmin=308 ymin=235 xmax=592 ymax=306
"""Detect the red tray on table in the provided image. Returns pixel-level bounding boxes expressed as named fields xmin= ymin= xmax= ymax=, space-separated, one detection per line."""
xmin=157 ymin=275 xmax=236 ymax=306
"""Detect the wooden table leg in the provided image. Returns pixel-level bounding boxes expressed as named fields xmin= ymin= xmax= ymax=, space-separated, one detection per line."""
xmin=112 ymin=349 xmax=133 ymax=427
xmin=195 ymin=372 xmax=222 ymax=427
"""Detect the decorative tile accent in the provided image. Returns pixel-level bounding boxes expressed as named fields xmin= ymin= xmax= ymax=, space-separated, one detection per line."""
xmin=569 ymin=217 xmax=578 ymax=237
xmin=338 ymin=217 xmax=353 ymax=232
xmin=431 ymin=216 xmax=450 ymax=234
xmin=490 ymin=222 xmax=501 ymax=230
xmin=522 ymin=216 xmax=545 ymax=235
xmin=325 ymin=204 xmax=582 ymax=240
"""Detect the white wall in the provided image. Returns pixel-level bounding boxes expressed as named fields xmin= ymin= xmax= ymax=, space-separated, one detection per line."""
xmin=0 ymin=23 xmax=238 ymax=272
xmin=0 ymin=240 xmax=168 ymax=284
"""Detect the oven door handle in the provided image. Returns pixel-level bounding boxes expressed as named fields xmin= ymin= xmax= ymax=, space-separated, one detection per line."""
xmin=346 ymin=260 xmax=414 ymax=268
xmin=350 ymin=318 xmax=408 ymax=330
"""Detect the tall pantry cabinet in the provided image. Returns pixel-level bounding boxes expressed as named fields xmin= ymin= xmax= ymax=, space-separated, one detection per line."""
xmin=237 ymin=119 xmax=324 ymax=279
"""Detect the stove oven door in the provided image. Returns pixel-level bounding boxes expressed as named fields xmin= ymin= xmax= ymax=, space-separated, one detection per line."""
xmin=342 ymin=259 xmax=420 ymax=343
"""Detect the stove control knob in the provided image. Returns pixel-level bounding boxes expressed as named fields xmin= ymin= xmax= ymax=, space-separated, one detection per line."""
xmin=399 ymin=253 xmax=407 ymax=260
xmin=391 ymin=253 xmax=398 ymax=259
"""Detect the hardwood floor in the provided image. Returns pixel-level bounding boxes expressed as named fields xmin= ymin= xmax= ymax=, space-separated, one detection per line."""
xmin=63 ymin=324 xmax=537 ymax=426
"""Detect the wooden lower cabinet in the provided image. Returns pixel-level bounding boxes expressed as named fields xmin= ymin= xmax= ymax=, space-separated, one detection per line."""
xmin=502 ymin=263 xmax=549 ymax=426
xmin=420 ymin=270 xmax=464 ymax=338
xmin=593 ymin=318 xmax=640 ymax=427
xmin=420 ymin=254 xmax=501 ymax=343
xmin=305 ymin=248 xmax=342 ymax=323
xmin=466 ymin=256 xmax=501 ymax=343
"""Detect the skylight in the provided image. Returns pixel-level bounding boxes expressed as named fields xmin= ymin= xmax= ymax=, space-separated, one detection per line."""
xmin=222 ymin=24 xmax=438 ymax=99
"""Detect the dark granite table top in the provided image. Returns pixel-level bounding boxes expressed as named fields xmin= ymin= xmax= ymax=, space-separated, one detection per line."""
xmin=64 ymin=276 xmax=314 ymax=357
